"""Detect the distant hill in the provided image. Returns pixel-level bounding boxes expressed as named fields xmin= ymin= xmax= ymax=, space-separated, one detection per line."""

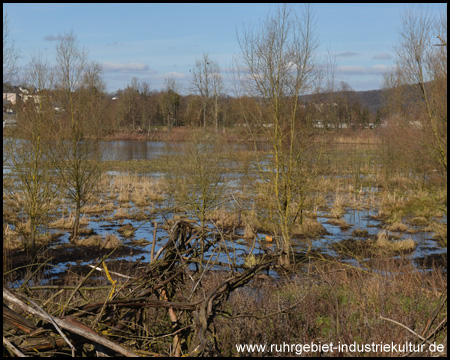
xmin=300 ymin=88 xmax=386 ymax=115
xmin=352 ymin=89 xmax=385 ymax=114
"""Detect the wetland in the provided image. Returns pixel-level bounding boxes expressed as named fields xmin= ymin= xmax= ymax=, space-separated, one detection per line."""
xmin=5 ymin=140 xmax=445 ymax=280
xmin=3 ymin=136 xmax=447 ymax=357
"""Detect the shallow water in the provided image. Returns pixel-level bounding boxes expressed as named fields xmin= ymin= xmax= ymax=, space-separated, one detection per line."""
xmin=40 ymin=199 xmax=446 ymax=283
xmin=5 ymin=140 xmax=447 ymax=281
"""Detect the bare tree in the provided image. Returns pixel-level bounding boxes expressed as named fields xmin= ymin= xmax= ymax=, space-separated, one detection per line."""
xmin=51 ymin=31 xmax=103 ymax=241
xmin=210 ymin=60 xmax=224 ymax=132
xmin=139 ymin=80 xmax=151 ymax=130
xmin=190 ymin=53 xmax=223 ymax=130
xmin=236 ymin=4 xmax=320 ymax=266
xmin=387 ymin=5 xmax=447 ymax=177
xmin=162 ymin=139 xmax=225 ymax=230
xmin=4 ymin=54 xmax=56 ymax=253
xmin=3 ymin=11 xmax=19 ymax=86
xmin=79 ymin=61 xmax=107 ymax=138
xmin=159 ymin=77 xmax=181 ymax=131
xmin=160 ymin=137 xmax=226 ymax=267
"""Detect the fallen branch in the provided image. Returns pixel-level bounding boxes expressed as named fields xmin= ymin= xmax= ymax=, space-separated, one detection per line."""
xmin=3 ymin=336 xmax=27 ymax=357
xmin=3 ymin=288 xmax=139 ymax=357
xmin=26 ymin=296 xmax=76 ymax=357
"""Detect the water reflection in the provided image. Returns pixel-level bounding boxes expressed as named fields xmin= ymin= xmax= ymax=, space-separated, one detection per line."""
xmin=100 ymin=141 xmax=189 ymax=161
xmin=102 ymin=140 xmax=264 ymax=161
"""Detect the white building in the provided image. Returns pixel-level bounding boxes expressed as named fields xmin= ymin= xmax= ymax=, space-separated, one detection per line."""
xmin=3 ymin=93 xmax=17 ymax=105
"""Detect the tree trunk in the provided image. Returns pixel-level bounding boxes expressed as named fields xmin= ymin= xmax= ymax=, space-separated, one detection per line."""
xmin=72 ymin=204 xmax=80 ymax=241
xmin=215 ymin=97 xmax=218 ymax=133
xmin=30 ymin=217 xmax=37 ymax=255
xmin=203 ymin=102 xmax=207 ymax=129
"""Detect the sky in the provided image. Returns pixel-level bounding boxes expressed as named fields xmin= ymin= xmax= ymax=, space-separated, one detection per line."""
xmin=3 ymin=3 xmax=445 ymax=95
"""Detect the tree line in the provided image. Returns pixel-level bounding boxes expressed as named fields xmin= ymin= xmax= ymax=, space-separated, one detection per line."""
xmin=4 ymin=79 xmax=378 ymax=136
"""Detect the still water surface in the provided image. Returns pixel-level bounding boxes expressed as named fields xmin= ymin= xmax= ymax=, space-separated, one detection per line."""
xmin=99 ymin=140 xmax=260 ymax=161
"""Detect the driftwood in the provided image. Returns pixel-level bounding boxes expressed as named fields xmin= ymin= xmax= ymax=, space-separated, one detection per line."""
xmin=3 ymin=220 xmax=276 ymax=357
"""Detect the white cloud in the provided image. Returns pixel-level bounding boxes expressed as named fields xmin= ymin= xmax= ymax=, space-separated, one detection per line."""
xmin=337 ymin=51 xmax=358 ymax=57
xmin=370 ymin=64 xmax=391 ymax=73
xmin=337 ymin=66 xmax=365 ymax=75
xmin=44 ymin=34 xmax=73 ymax=42
xmin=372 ymin=53 xmax=392 ymax=60
xmin=156 ymin=71 xmax=186 ymax=79
xmin=337 ymin=65 xmax=392 ymax=76
xmin=102 ymin=62 xmax=150 ymax=72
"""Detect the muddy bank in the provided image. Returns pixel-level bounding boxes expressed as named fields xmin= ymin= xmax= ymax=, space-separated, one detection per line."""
xmin=4 ymin=242 xmax=146 ymax=284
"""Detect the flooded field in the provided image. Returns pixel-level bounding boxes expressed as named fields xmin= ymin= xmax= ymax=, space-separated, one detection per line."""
xmin=3 ymin=138 xmax=447 ymax=358
xmin=4 ymin=140 xmax=446 ymax=286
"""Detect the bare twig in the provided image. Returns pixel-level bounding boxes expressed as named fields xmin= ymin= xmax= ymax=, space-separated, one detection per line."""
xmin=25 ymin=297 xmax=76 ymax=357
xmin=88 ymin=264 xmax=136 ymax=280
xmin=380 ymin=315 xmax=433 ymax=346
xmin=3 ymin=336 xmax=27 ymax=357
xmin=151 ymin=220 xmax=158 ymax=261
xmin=61 ymin=248 xmax=117 ymax=315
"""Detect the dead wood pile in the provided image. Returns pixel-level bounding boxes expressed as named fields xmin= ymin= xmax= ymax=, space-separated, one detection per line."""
xmin=3 ymin=220 xmax=276 ymax=357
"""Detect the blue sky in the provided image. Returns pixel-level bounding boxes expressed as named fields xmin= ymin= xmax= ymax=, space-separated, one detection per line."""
xmin=3 ymin=3 xmax=445 ymax=94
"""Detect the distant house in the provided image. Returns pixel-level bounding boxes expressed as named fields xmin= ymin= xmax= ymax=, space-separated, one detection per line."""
xmin=312 ymin=121 xmax=348 ymax=129
xmin=3 ymin=113 xmax=17 ymax=128
xmin=313 ymin=121 xmax=324 ymax=128
xmin=20 ymin=93 xmax=41 ymax=104
xmin=3 ymin=93 xmax=17 ymax=105
xmin=408 ymin=120 xmax=423 ymax=129
xmin=19 ymin=86 xmax=29 ymax=94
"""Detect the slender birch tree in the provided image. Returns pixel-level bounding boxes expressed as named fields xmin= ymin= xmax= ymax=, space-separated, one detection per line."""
xmin=51 ymin=31 xmax=103 ymax=241
xmin=4 ymin=55 xmax=56 ymax=253
xmin=236 ymin=4 xmax=320 ymax=266
xmin=191 ymin=53 xmax=223 ymax=130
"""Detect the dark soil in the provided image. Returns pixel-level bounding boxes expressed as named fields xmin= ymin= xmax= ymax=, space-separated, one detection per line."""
xmin=5 ymin=243 xmax=146 ymax=284
xmin=413 ymin=253 xmax=447 ymax=270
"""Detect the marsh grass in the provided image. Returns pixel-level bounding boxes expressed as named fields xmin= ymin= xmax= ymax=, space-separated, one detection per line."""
xmin=49 ymin=213 xmax=90 ymax=229
xmin=118 ymin=223 xmax=136 ymax=237
xmin=330 ymin=192 xmax=346 ymax=219
xmin=214 ymin=258 xmax=446 ymax=356
xmin=208 ymin=207 xmax=242 ymax=229
xmin=3 ymin=141 xmax=447 ymax=357
xmin=352 ymin=228 xmax=369 ymax=237
xmin=376 ymin=230 xmax=417 ymax=252
xmin=243 ymin=222 xmax=257 ymax=239
xmin=376 ymin=186 xmax=446 ymax=227
xmin=82 ymin=204 xmax=105 ymax=214
xmin=295 ymin=218 xmax=328 ymax=238
xmin=110 ymin=174 xmax=167 ymax=206
xmin=117 ymin=190 xmax=131 ymax=203
xmin=75 ymin=234 xmax=121 ymax=249
xmin=83 ymin=201 xmax=115 ymax=214
xmin=409 ymin=216 xmax=429 ymax=226
xmin=386 ymin=221 xmax=410 ymax=232
xmin=113 ymin=207 xmax=132 ymax=220
xmin=326 ymin=218 xmax=351 ymax=230
xmin=425 ymin=222 xmax=447 ymax=247
xmin=243 ymin=254 xmax=259 ymax=268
